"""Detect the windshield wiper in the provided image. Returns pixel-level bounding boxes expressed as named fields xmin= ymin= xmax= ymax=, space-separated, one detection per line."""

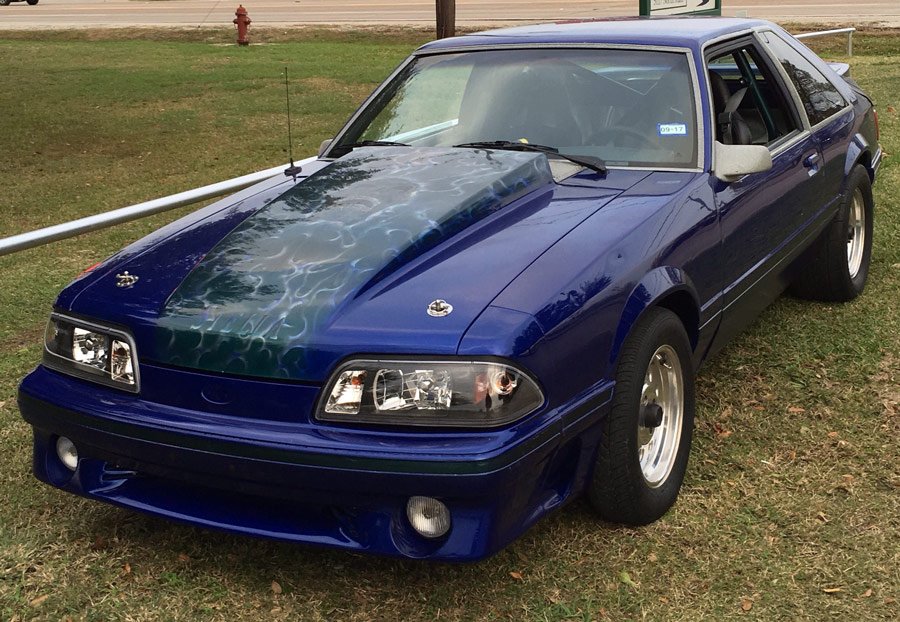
xmin=453 ymin=141 xmax=607 ymax=174
xmin=345 ymin=140 xmax=410 ymax=148
xmin=329 ymin=140 xmax=410 ymax=157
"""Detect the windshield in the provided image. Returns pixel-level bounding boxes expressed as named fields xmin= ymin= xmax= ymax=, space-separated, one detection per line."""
xmin=333 ymin=48 xmax=699 ymax=169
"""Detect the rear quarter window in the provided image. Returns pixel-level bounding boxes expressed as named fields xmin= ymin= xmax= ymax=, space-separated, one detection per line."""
xmin=761 ymin=31 xmax=847 ymax=126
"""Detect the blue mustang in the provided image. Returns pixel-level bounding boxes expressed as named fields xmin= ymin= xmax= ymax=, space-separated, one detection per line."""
xmin=19 ymin=17 xmax=881 ymax=560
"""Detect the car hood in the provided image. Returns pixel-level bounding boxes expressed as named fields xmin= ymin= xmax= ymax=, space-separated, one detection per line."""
xmin=63 ymin=147 xmax=649 ymax=381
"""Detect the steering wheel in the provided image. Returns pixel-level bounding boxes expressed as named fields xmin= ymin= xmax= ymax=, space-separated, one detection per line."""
xmin=592 ymin=126 xmax=658 ymax=150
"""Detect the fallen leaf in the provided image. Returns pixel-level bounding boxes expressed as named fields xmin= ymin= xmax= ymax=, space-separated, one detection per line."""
xmin=90 ymin=536 xmax=108 ymax=551
xmin=271 ymin=580 xmax=283 ymax=594
xmin=713 ymin=422 xmax=732 ymax=438
xmin=648 ymin=553 xmax=658 ymax=563
xmin=888 ymin=105 xmax=897 ymax=113
xmin=619 ymin=570 xmax=638 ymax=589
xmin=787 ymin=406 xmax=806 ymax=413
xmin=509 ymin=571 xmax=523 ymax=581
xmin=884 ymin=597 xmax=896 ymax=604
xmin=862 ymin=589 xmax=873 ymax=598
xmin=0 ymin=400 xmax=6 ymax=409
xmin=828 ymin=431 xmax=840 ymax=438
xmin=823 ymin=587 xmax=843 ymax=594
xmin=29 ymin=594 xmax=49 ymax=607
xmin=122 ymin=562 xmax=132 ymax=575
xmin=740 ymin=597 xmax=753 ymax=611
xmin=817 ymin=512 xmax=829 ymax=523
xmin=177 ymin=553 xmax=190 ymax=562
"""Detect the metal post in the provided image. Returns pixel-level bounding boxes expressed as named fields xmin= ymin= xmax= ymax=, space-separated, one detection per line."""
xmin=848 ymin=30 xmax=853 ymax=57
xmin=436 ymin=0 xmax=456 ymax=39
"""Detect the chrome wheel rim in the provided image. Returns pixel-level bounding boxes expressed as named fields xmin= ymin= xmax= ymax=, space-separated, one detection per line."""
xmin=638 ymin=345 xmax=684 ymax=488
xmin=847 ymin=188 xmax=866 ymax=279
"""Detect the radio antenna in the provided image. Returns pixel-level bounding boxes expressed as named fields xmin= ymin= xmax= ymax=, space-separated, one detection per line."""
xmin=283 ymin=67 xmax=303 ymax=178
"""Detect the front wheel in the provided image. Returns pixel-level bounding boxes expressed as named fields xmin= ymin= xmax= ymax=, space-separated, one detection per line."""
xmin=588 ymin=308 xmax=695 ymax=525
xmin=0 ymin=1 xmax=13 ymax=7
xmin=27 ymin=0 xmax=39 ymax=5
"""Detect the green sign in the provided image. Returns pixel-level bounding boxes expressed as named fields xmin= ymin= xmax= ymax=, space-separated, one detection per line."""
xmin=639 ymin=0 xmax=722 ymax=16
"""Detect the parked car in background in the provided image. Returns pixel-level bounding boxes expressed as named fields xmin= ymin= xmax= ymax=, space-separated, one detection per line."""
xmin=0 ymin=0 xmax=40 ymax=6
xmin=19 ymin=17 xmax=880 ymax=561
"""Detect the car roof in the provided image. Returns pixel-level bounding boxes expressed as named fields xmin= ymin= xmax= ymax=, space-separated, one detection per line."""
xmin=417 ymin=17 xmax=773 ymax=53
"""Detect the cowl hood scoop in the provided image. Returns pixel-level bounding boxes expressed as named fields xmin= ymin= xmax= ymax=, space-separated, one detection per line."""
xmin=155 ymin=146 xmax=553 ymax=378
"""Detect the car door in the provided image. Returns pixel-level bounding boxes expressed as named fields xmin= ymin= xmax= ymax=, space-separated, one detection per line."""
xmin=706 ymin=35 xmax=828 ymax=353
xmin=758 ymin=30 xmax=854 ymax=212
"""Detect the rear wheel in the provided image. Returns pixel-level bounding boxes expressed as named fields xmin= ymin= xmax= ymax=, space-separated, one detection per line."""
xmin=27 ymin=0 xmax=39 ymax=5
xmin=588 ymin=308 xmax=695 ymax=525
xmin=791 ymin=164 xmax=873 ymax=301
xmin=0 ymin=1 xmax=12 ymax=7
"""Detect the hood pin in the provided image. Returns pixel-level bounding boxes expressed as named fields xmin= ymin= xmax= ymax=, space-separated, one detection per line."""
xmin=116 ymin=271 xmax=139 ymax=288
xmin=427 ymin=299 xmax=453 ymax=317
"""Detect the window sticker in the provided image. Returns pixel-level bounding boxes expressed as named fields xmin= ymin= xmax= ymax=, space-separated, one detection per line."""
xmin=658 ymin=123 xmax=688 ymax=136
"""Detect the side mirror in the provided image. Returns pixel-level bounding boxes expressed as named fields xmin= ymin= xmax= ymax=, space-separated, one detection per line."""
xmin=318 ymin=139 xmax=333 ymax=158
xmin=713 ymin=141 xmax=773 ymax=182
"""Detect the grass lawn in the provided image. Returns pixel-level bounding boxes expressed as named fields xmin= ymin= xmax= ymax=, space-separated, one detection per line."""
xmin=0 ymin=27 xmax=898 ymax=621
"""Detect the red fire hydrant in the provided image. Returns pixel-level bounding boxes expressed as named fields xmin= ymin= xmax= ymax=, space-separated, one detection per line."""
xmin=234 ymin=5 xmax=251 ymax=46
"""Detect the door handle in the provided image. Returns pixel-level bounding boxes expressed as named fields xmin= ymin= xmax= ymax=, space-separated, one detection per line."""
xmin=803 ymin=152 xmax=821 ymax=176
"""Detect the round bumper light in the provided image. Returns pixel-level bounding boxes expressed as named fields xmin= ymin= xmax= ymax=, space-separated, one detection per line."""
xmin=406 ymin=496 xmax=451 ymax=539
xmin=56 ymin=436 xmax=79 ymax=471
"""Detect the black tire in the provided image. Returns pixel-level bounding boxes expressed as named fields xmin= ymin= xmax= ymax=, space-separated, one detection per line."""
xmin=790 ymin=164 xmax=873 ymax=302
xmin=588 ymin=307 xmax=695 ymax=525
xmin=0 ymin=1 xmax=12 ymax=6
xmin=27 ymin=0 xmax=39 ymax=5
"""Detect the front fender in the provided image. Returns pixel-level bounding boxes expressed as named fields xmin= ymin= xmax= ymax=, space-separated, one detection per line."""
xmin=610 ymin=267 xmax=700 ymax=367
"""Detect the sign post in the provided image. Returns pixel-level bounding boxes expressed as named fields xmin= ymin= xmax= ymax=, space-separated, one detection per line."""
xmin=436 ymin=0 xmax=456 ymax=39
xmin=639 ymin=0 xmax=722 ymax=16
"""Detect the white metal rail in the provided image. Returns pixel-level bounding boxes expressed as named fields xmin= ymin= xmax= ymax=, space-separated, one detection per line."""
xmin=0 ymin=158 xmax=315 ymax=258
xmin=796 ymin=27 xmax=856 ymax=56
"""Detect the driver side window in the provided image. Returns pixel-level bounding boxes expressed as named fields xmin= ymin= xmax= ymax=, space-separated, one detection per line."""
xmin=707 ymin=42 xmax=801 ymax=148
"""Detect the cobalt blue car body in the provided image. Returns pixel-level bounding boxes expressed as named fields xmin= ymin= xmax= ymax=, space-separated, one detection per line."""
xmin=19 ymin=17 xmax=881 ymax=560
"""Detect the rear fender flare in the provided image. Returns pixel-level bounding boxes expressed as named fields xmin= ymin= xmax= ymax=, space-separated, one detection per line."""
xmin=844 ymin=133 xmax=871 ymax=179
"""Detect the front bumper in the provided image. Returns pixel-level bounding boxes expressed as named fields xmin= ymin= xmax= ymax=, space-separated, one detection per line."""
xmin=19 ymin=366 xmax=611 ymax=560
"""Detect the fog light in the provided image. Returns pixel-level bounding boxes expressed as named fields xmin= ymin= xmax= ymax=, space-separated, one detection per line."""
xmin=406 ymin=496 xmax=451 ymax=539
xmin=56 ymin=436 xmax=79 ymax=471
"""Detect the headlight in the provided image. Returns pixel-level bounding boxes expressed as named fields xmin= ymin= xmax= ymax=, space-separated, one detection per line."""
xmin=43 ymin=313 xmax=139 ymax=392
xmin=317 ymin=359 xmax=543 ymax=427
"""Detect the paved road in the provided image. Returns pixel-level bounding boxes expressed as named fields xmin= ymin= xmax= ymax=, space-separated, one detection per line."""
xmin=1 ymin=0 xmax=898 ymax=29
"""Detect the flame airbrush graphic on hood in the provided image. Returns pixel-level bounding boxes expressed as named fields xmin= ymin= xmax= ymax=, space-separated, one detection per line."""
xmin=154 ymin=146 xmax=554 ymax=379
